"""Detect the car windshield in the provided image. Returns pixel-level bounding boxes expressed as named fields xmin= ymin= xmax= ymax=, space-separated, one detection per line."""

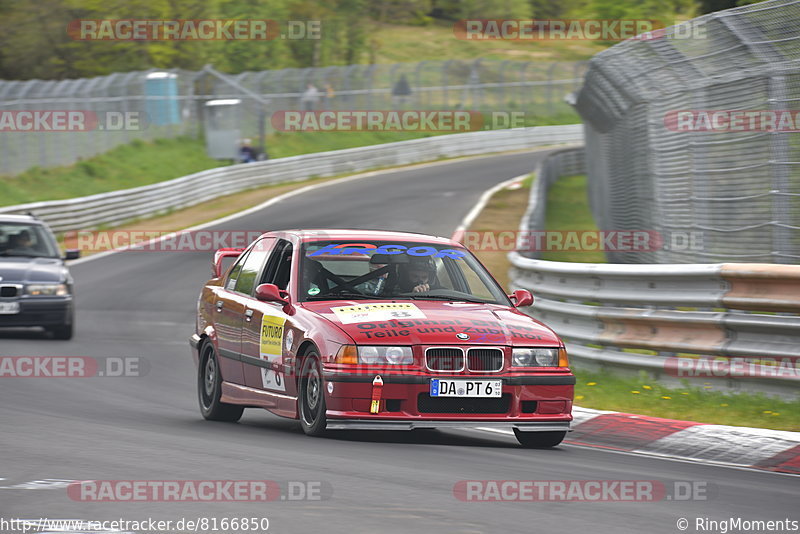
xmin=299 ymin=240 xmax=509 ymax=304
xmin=0 ymin=222 xmax=60 ymax=258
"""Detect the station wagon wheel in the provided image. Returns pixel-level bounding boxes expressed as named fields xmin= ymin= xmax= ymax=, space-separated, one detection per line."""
xmin=299 ymin=351 xmax=327 ymax=436
xmin=513 ymin=429 xmax=567 ymax=449
xmin=198 ymin=341 xmax=244 ymax=422
xmin=48 ymin=323 xmax=73 ymax=340
xmin=47 ymin=306 xmax=74 ymax=340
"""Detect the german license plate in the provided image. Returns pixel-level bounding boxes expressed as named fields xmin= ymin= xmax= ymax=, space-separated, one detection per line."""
xmin=0 ymin=301 xmax=20 ymax=314
xmin=430 ymin=379 xmax=502 ymax=398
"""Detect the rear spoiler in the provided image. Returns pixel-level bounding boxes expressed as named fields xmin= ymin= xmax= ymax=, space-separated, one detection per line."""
xmin=213 ymin=247 xmax=245 ymax=278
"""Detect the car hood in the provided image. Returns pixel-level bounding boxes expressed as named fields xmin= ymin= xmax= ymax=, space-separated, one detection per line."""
xmin=0 ymin=257 xmax=66 ymax=283
xmin=301 ymin=300 xmax=561 ymax=346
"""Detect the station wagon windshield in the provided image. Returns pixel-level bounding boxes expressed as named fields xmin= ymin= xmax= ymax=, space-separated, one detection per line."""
xmin=0 ymin=223 xmax=60 ymax=258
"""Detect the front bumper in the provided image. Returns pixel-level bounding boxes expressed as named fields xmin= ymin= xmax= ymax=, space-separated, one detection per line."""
xmin=322 ymin=371 xmax=574 ymax=426
xmin=325 ymin=420 xmax=571 ymax=432
xmin=0 ymin=297 xmax=72 ymax=327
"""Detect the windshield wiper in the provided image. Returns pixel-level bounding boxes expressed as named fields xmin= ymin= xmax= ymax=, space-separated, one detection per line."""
xmin=307 ymin=291 xmax=387 ymax=300
xmin=404 ymin=294 xmax=491 ymax=304
xmin=0 ymin=251 xmax=46 ymax=257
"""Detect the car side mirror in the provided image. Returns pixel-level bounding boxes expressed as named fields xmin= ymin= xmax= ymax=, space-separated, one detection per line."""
xmin=509 ymin=289 xmax=533 ymax=308
xmin=255 ymin=283 xmax=295 ymax=315
xmin=64 ymin=249 xmax=80 ymax=260
xmin=213 ymin=248 xmax=244 ymax=278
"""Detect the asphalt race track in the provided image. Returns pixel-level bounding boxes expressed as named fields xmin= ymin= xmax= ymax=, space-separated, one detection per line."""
xmin=1 ymin=151 xmax=796 ymax=534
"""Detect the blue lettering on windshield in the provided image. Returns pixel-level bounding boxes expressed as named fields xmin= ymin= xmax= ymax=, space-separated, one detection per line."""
xmin=308 ymin=243 xmax=467 ymax=259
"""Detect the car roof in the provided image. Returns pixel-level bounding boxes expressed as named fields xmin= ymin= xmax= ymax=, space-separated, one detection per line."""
xmin=0 ymin=214 xmax=42 ymax=224
xmin=278 ymin=228 xmax=461 ymax=246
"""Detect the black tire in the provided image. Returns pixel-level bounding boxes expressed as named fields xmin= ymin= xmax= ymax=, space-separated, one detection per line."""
xmin=514 ymin=429 xmax=567 ymax=448
xmin=48 ymin=322 xmax=73 ymax=340
xmin=198 ymin=341 xmax=244 ymax=422
xmin=298 ymin=351 xmax=327 ymax=436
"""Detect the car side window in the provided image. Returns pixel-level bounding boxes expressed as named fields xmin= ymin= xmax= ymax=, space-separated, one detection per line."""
xmin=225 ymin=249 xmax=251 ymax=291
xmin=234 ymin=238 xmax=277 ymax=296
xmin=260 ymin=240 xmax=294 ymax=290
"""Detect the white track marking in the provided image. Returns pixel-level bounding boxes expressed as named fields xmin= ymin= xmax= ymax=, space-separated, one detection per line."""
xmin=68 ymin=151 xmax=551 ymax=267
xmin=450 ymin=173 xmax=529 ymax=242
xmin=441 ymin=173 xmax=800 ymax=474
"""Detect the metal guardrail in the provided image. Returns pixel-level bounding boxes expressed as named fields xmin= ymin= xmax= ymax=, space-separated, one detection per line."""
xmin=0 ymin=124 xmax=583 ymax=233
xmin=508 ymin=149 xmax=800 ymax=398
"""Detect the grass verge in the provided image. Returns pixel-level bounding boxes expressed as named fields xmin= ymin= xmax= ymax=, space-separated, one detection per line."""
xmin=467 ymin=172 xmax=799 ymax=431
xmin=264 ymin=111 xmax=580 ymax=159
xmin=540 ymin=174 xmax=606 ymax=263
xmin=1 ymin=137 xmax=222 ymax=207
xmin=573 ymin=369 xmax=799 ymax=432
xmin=372 ymin=23 xmax=605 ymax=64
xmin=2 ymin=114 xmax=579 ymax=207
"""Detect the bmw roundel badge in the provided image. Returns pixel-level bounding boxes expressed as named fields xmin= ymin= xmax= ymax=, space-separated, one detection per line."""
xmin=456 ymin=333 xmax=470 ymax=340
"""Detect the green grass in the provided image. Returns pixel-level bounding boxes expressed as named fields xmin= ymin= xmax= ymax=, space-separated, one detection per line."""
xmin=0 ymin=137 xmax=223 ymax=207
xmin=264 ymin=110 xmax=581 ymax=159
xmin=266 ymin=129 xmax=438 ymax=159
xmin=2 ymin=113 xmax=581 ymax=207
xmin=371 ymin=23 xmax=606 ymax=64
xmin=541 ymin=173 xmax=607 ymax=263
xmin=573 ymin=369 xmax=800 ymax=432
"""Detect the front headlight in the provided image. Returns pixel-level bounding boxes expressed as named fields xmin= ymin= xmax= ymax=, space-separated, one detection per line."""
xmin=26 ymin=283 xmax=69 ymax=296
xmin=357 ymin=346 xmax=413 ymax=365
xmin=512 ymin=347 xmax=560 ymax=367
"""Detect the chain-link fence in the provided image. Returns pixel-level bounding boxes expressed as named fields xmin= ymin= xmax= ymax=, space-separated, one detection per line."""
xmin=574 ymin=0 xmax=800 ymax=264
xmin=0 ymin=59 xmax=586 ymax=176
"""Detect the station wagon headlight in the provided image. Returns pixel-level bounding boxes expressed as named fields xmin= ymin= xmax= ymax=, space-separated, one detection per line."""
xmin=26 ymin=283 xmax=69 ymax=296
xmin=512 ymin=348 xmax=561 ymax=367
xmin=358 ymin=346 xmax=413 ymax=365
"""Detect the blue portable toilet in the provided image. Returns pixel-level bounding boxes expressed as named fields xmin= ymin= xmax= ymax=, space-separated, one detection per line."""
xmin=145 ymin=72 xmax=180 ymax=126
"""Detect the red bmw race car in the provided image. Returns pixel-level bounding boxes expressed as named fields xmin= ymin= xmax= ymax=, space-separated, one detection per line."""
xmin=190 ymin=229 xmax=574 ymax=448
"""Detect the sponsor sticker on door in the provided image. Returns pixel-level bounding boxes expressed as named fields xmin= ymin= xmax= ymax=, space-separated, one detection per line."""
xmin=260 ymin=315 xmax=286 ymax=391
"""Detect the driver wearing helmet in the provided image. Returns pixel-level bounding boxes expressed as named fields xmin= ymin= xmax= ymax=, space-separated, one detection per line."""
xmin=397 ymin=256 xmax=439 ymax=293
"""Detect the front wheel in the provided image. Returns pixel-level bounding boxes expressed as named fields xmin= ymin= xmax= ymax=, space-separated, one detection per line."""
xmin=299 ymin=352 xmax=327 ymax=436
xmin=48 ymin=322 xmax=73 ymax=340
xmin=514 ymin=429 xmax=567 ymax=448
xmin=198 ymin=341 xmax=244 ymax=422
xmin=48 ymin=307 xmax=74 ymax=340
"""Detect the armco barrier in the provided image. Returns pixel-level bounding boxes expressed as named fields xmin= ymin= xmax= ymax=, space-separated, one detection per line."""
xmin=0 ymin=125 xmax=582 ymax=233
xmin=508 ymin=149 xmax=800 ymax=398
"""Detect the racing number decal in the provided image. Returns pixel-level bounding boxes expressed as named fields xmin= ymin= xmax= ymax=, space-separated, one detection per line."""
xmin=259 ymin=315 xmax=287 ymax=392
xmin=332 ymin=303 xmax=426 ymax=324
